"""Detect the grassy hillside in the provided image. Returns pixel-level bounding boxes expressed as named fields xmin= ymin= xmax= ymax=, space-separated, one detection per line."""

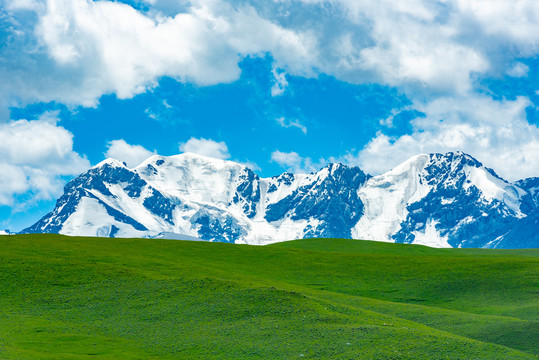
xmin=0 ymin=235 xmax=537 ymax=359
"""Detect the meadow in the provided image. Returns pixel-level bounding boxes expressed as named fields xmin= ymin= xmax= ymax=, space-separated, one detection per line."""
xmin=0 ymin=234 xmax=537 ymax=359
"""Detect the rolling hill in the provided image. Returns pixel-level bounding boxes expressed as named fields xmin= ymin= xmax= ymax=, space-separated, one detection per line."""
xmin=0 ymin=234 xmax=537 ymax=359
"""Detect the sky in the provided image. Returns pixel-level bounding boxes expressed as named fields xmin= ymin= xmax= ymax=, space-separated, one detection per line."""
xmin=1 ymin=0 xmax=539 ymax=231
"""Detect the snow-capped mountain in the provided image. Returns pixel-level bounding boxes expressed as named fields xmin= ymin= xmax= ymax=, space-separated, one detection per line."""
xmin=354 ymin=153 xmax=527 ymax=248
xmin=23 ymin=152 xmax=538 ymax=249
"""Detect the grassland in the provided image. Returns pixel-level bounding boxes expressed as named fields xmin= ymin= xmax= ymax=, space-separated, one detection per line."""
xmin=0 ymin=234 xmax=537 ymax=359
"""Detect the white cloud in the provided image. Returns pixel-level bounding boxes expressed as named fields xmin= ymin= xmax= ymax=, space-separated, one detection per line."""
xmin=354 ymin=95 xmax=539 ymax=181
xmin=238 ymin=160 xmax=261 ymax=172
xmin=276 ymin=117 xmax=307 ymax=134
xmin=286 ymin=0 xmax=488 ymax=94
xmin=5 ymin=0 xmax=44 ymax=11
xmin=378 ymin=106 xmax=414 ymax=128
xmin=3 ymin=0 xmax=539 ymax=183
xmin=105 ymin=139 xmax=156 ymax=168
xmin=507 ymin=62 xmax=529 ymax=78
xmin=0 ymin=164 xmax=29 ymax=205
xmin=271 ymin=150 xmax=325 ymax=173
xmin=454 ymin=0 xmax=539 ymax=51
xmin=1 ymin=0 xmax=315 ymax=108
xmin=179 ymin=137 xmax=230 ymax=160
xmin=271 ymin=150 xmax=302 ymax=168
xmin=4 ymin=0 xmax=539 ymax=107
xmin=298 ymin=0 xmax=539 ymax=92
xmin=271 ymin=67 xmax=288 ymax=96
xmin=0 ymin=115 xmax=90 ymax=206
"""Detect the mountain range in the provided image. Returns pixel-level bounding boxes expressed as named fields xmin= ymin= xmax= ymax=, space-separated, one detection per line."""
xmin=23 ymin=151 xmax=538 ymax=249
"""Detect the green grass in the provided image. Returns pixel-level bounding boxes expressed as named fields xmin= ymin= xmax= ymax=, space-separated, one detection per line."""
xmin=0 ymin=235 xmax=537 ymax=359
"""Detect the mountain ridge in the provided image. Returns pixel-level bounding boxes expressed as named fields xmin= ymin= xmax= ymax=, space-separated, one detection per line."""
xmin=23 ymin=151 xmax=538 ymax=249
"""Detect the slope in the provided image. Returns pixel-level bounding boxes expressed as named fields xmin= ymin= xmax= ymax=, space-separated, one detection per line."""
xmin=22 ymin=151 xmax=537 ymax=249
xmin=0 ymin=235 xmax=537 ymax=359
xmin=24 ymin=153 xmax=369 ymax=244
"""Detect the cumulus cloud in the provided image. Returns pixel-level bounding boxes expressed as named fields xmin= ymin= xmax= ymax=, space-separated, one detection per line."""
xmin=105 ymin=139 xmax=156 ymax=168
xmin=298 ymin=0 xmax=539 ymax=92
xmin=331 ymin=1 xmax=487 ymax=94
xmin=3 ymin=0 xmax=539 ymax=182
xmin=179 ymin=137 xmax=230 ymax=160
xmin=1 ymin=0 xmax=315 ymax=107
xmin=4 ymin=0 xmax=539 ymax=108
xmin=454 ymin=0 xmax=539 ymax=51
xmin=0 ymin=114 xmax=89 ymax=206
xmin=353 ymin=95 xmax=539 ymax=181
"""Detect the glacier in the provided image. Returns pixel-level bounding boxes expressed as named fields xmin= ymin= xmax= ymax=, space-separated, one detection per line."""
xmin=23 ymin=151 xmax=538 ymax=249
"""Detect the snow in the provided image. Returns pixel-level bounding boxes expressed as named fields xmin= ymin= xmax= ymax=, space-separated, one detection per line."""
xmin=254 ymin=180 xmax=268 ymax=220
xmin=464 ymin=165 xmax=506 ymax=201
xmin=482 ymin=233 xmax=507 ymax=249
xmin=153 ymin=232 xmax=203 ymax=241
xmin=93 ymin=158 xmax=127 ymax=169
xmin=411 ymin=219 xmax=450 ymax=248
xmin=89 ymin=184 xmax=166 ymax=232
xmin=455 ymin=216 xmax=474 ymax=228
xmin=37 ymin=151 xmax=534 ymax=248
xmin=64 ymin=152 xmax=318 ymax=242
xmin=263 ymin=173 xmax=311 ymax=207
xmin=243 ymin=218 xmax=320 ymax=245
xmin=60 ymin=197 xmax=146 ymax=238
xmin=136 ymin=153 xmax=244 ymax=205
xmin=353 ymin=154 xmax=432 ymax=242
xmin=463 ymin=165 xmax=523 ymax=215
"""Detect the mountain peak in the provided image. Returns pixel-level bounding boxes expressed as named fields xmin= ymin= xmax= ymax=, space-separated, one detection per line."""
xmin=22 ymin=151 xmax=538 ymax=249
xmin=94 ymin=158 xmax=128 ymax=169
xmin=323 ymin=162 xmax=349 ymax=172
xmin=136 ymin=152 xmax=248 ymax=172
xmin=428 ymin=151 xmax=483 ymax=168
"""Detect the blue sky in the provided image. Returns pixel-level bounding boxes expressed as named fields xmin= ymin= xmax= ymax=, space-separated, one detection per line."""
xmin=1 ymin=0 xmax=538 ymax=231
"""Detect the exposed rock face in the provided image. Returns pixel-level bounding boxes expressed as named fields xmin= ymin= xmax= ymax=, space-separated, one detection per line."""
xmin=23 ymin=152 xmax=538 ymax=249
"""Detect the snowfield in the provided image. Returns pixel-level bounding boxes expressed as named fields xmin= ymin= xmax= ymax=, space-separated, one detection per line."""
xmin=24 ymin=151 xmax=539 ymax=249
